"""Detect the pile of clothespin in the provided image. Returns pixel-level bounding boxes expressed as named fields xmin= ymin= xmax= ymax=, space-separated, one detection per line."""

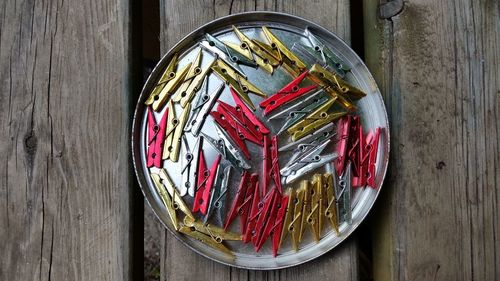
xmin=142 ymin=25 xmax=381 ymax=258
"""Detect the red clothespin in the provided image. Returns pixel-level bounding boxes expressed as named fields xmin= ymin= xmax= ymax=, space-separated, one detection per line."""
xmin=364 ymin=128 xmax=380 ymax=187
xmin=193 ymin=153 xmax=221 ymax=214
xmin=252 ymin=189 xmax=277 ymax=248
xmin=348 ymin=116 xmax=365 ymax=187
xmin=242 ymin=176 xmax=262 ymax=243
xmin=225 ymin=171 xmax=249 ymax=230
xmin=146 ymin=107 xmax=168 ymax=168
xmin=210 ymin=110 xmax=251 ymax=159
xmin=272 ymin=195 xmax=289 ymax=256
xmin=255 ymin=190 xmax=282 ymax=252
xmin=230 ymin=87 xmax=270 ymax=136
xmin=259 ymin=71 xmax=317 ymax=115
xmin=216 ymin=102 xmax=261 ymax=145
xmin=334 ymin=115 xmax=352 ymax=176
xmin=262 ymin=136 xmax=282 ymax=194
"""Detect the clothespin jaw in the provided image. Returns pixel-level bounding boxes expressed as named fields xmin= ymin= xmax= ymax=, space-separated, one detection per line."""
xmin=224 ymin=171 xmax=249 ymax=230
xmin=146 ymin=107 xmax=168 ymax=168
xmin=323 ymin=172 xmax=340 ymax=235
xmin=211 ymin=58 xmax=267 ymax=111
xmin=287 ymin=97 xmax=346 ymax=141
xmin=193 ymin=153 xmax=221 ymax=214
xmin=259 ymin=71 xmax=318 ymax=116
xmin=145 ymin=53 xmax=179 ymax=106
xmin=261 ymin=26 xmax=307 ymax=77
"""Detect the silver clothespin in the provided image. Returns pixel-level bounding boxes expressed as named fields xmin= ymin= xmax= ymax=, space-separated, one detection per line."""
xmin=180 ymin=135 xmax=203 ymax=197
xmin=279 ymin=122 xmax=336 ymax=152
xmin=339 ymin=161 xmax=352 ymax=225
xmin=305 ymin=28 xmax=350 ymax=77
xmin=199 ymin=40 xmax=247 ymax=79
xmin=204 ymin=165 xmax=232 ymax=224
xmin=189 ymin=82 xmax=225 ymax=136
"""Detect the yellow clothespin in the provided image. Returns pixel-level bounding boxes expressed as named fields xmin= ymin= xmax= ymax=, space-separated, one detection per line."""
xmin=150 ymin=173 xmax=179 ymax=230
xmin=299 ymin=180 xmax=312 ymax=243
xmin=151 ymin=62 xmax=191 ymax=111
xmin=290 ymin=185 xmax=305 ymax=251
xmin=308 ymin=174 xmax=325 ymax=241
xmin=287 ymin=98 xmax=346 ymax=141
xmin=224 ymin=41 xmax=274 ymax=74
xmin=145 ymin=53 xmax=179 ymax=106
xmin=232 ymin=25 xmax=279 ymax=73
xmin=163 ymin=101 xmax=191 ymax=162
xmin=211 ymin=58 xmax=267 ymax=110
xmin=323 ymin=173 xmax=340 ymax=235
xmin=279 ymin=188 xmax=295 ymax=250
xmin=151 ymin=168 xmax=194 ymax=220
xmin=178 ymin=225 xmax=234 ymax=258
xmin=183 ymin=216 xmax=242 ymax=242
xmin=261 ymin=26 xmax=307 ymax=77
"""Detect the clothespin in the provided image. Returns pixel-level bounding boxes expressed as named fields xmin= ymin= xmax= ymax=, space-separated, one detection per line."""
xmin=216 ymin=101 xmax=261 ymax=145
xmin=364 ymin=128 xmax=381 ymax=187
xmin=281 ymin=139 xmax=338 ymax=185
xmin=204 ymin=165 xmax=232 ymax=224
xmin=189 ymin=81 xmax=225 ymax=137
xmin=229 ymin=87 xmax=269 ymax=136
xmin=242 ymin=175 xmax=262 ymax=243
xmin=262 ymin=136 xmax=283 ymax=194
xmin=178 ymin=225 xmax=234 ymax=258
xmin=323 ymin=172 xmax=340 ymax=235
xmin=304 ymin=28 xmax=350 ymax=77
xmin=290 ymin=184 xmax=305 ymax=251
xmin=150 ymin=167 xmax=195 ymax=230
xmin=146 ymin=107 xmax=168 ymax=168
xmin=261 ymin=26 xmax=307 ymax=77
xmin=348 ymin=116 xmax=365 ymax=187
xmin=201 ymin=124 xmax=252 ymax=171
xmin=334 ymin=115 xmax=351 ymax=176
xmin=180 ymin=135 xmax=202 ymax=197
xmin=172 ymin=50 xmax=215 ymax=108
xmin=162 ymin=101 xmax=191 ymax=162
xmin=224 ymin=171 xmax=250 ymax=231
xmin=205 ymin=33 xmax=257 ymax=68
xmin=309 ymin=174 xmax=325 ymax=241
xmin=287 ymin=97 xmax=346 ymax=141
xmin=145 ymin=53 xmax=178 ymax=106
xmin=184 ymin=216 xmax=242 ymax=242
xmin=281 ymin=138 xmax=332 ymax=177
xmin=279 ymin=188 xmax=295 ymax=251
xmin=151 ymin=62 xmax=191 ymax=111
xmin=255 ymin=189 xmax=281 ymax=252
xmin=298 ymin=180 xmax=311 ymax=243
xmin=199 ymin=40 xmax=247 ymax=79
xmin=192 ymin=153 xmax=221 ymax=214
xmin=210 ymin=107 xmax=252 ymax=159
xmin=251 ymin=189 xmax=277 ymax=248
xmin=232 ymin=25 xmax=279 ymax=73
xmin=271 ymin=194 xmax=289 ymax=256
xmin=212 ymin=58 xmax=267 ymax=110
xmin=279 ymin=122 xmax=335 ymax=152
xmin=339 ymin=161 xmax=352 ymax=225
xmin=259 ymin=71 xmax=317 ymax=115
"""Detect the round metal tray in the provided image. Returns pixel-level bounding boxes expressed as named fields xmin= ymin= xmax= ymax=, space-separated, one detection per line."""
xmin=132 ymin=12 xmax=389 ymax=270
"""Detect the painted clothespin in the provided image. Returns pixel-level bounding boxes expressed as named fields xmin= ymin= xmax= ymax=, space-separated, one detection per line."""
xmin=305 ymin=28 xmax=350 ymax=77
xmin=242 ymin=176 xmax=262 ymax=243
xmin=232 ymin=25 xmax=279 ymax=73
xmin=205 ymin=33 xmax=257 ymax=68
xmin=262 ymin=136 xmax=283 ymax=194
xmin=323 ymin=172 xmax=340 ymax=235
xmin=146 ymin=107 xmax=168 ymax=168
xmin=192 ymin=153 xmax=221 ymax=214
xmin=145 ymin=53 xmax=178 ymax=106
xmin=163 ymin=101 xmax=191 ymax=162
xmin=150 ymin=62 xmax=191 ymax=111
xmin=259 ymin=71 xmax=317 ymax=115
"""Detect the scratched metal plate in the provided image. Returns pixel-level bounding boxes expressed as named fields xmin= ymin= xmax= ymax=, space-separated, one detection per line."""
xmin=132 ymin=12 xmax=390 ymax=270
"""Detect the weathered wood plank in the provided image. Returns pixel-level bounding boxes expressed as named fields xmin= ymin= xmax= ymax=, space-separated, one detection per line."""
xmin=364 ymin=0 xmax=500 ymax=280
xmin=0 ymin=0 xmax=137 ymax=280
xmin=157 ymin=0 xmax=358 ymax=280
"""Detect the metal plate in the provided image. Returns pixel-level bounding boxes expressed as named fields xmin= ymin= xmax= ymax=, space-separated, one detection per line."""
xmin=132 ymin=12 xmax=390 ymax=270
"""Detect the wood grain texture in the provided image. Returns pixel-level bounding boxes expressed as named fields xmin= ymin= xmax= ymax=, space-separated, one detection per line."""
xmin=0 ymin=0 xmax=137 ymax=280
xmin=363 ymin=0 xmax=500 ymax=280
xmin=157 ymin=0 xmax=358 ymax=280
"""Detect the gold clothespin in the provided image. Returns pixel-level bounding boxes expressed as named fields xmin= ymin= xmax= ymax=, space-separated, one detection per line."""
xmin=224 ymin=40 xmax=274 ymax=74
xmin=232 ymin=26 xmax=279 ymax=73
xmin=171 ymin=50 xmax=202 ymax=103
xmin=151 ymin=62 xmax=191 ymax=111
xmin=178 ymin=225 xmax=234 ymax=258
xmin=163 ymin=102 xmax=191 ymax=162
xmin=279 ymin=188 xmax=295 ymax=250
xmin=153 ymin=168 xmax=194 ymax=220
xmin=261 ymin=26 xmax=307 ymax=77
xmin=299 ymin=180 xmax=312 ymax=243
xmin=145 ymin=53 xmax=179 ymax=106
xmin=211 ymin=58 xmax=267 ymax=110
xmin=183 ymin=216 xmax=242 ymax=242
xmin=309 ymin=174 xmax=325 ymax=241
xmin=290 ymin=185 xmax=305 ymax=251
xmin=287 ymin=98 xmax=346 ymax=141
xmin=323 ymin=173 xmax=340 ymax=235
xmin=150 ymin=173 xmax=179 ymax=230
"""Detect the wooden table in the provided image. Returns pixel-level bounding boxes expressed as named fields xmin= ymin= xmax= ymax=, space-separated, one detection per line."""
xmin=0 ymin=0 xmax=498 ymax=280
